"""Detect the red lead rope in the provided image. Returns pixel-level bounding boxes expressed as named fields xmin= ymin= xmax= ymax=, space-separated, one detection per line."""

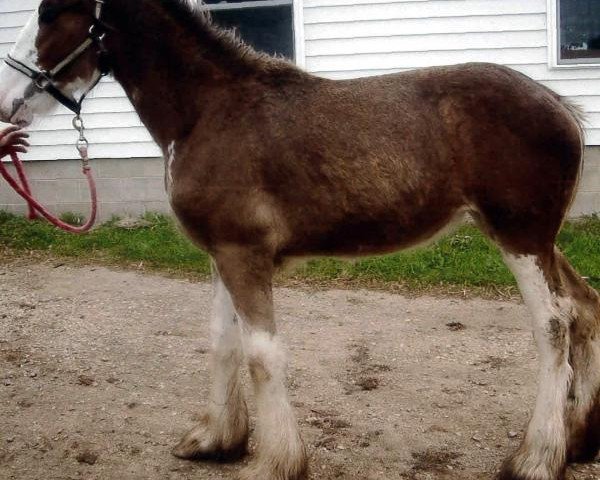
xmin=0 ymin=150 xmax=97 ymax=233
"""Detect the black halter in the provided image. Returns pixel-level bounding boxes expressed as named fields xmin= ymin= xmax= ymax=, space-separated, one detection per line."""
xmin=4 ymin=0 xmax=111 ymax=116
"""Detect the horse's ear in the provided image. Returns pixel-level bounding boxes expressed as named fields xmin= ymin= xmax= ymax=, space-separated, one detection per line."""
xmin=39 ymin=3 xmax=60 ymax=24
xmin=38 ymin=0 xmax=85 ymax=24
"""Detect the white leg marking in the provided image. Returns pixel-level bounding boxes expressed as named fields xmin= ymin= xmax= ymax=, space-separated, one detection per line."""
xmin=210 ymin=275 xmax=243 ymax=408
xmin=172 ymin=274 xmax=247 ymax=458
xmin=242 ymin=331 xmax=307 ymax=478
xmin=503 ymin=253 xmax=573 ymax=479
xmin=204 ymin=275 xmax=247 ymax=448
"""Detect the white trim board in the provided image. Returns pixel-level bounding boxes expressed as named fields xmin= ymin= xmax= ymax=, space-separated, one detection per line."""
xmin=294 ymin=0 xmax=306 ymax=68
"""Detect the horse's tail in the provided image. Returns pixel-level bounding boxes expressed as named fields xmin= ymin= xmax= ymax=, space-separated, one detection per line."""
xmin=560 ymin=97 xmax=587 ymax=143
xmin=558 ymin=97 xmax=587 ymax=215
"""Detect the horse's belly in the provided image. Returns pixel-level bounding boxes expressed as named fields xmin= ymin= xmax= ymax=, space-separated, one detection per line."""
xmin=284 ymin=206 xmax=464 ymax=257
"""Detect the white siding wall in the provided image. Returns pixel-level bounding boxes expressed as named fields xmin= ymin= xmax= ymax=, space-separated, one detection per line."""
xmin=304 ymin=0 xmax=600 ymax=145
xmin=1 ymin=0 xmax=600 ymax=163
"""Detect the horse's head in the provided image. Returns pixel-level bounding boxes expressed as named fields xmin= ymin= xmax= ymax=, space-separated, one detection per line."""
xmin=0 ymin=0 xmax=107 ymax=126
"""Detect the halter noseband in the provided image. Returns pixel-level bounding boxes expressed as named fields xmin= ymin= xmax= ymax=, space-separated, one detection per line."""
xmin=4 ymin=0 xmax=110 ymax=116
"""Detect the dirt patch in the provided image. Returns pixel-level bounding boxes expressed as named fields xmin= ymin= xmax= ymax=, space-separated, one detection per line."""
xmin=446 ymin=321 xmax=466 ymax=331
xmin=1 ymin=261 xmax=599 ymax=480
xmin=343 ymin=342 xmax=392 ymax=394
xmin=76 ymin=449 xmax=99 ymax=465
xmin=410 ymin=448 xmax=463 ymax=475
xmin=0 ymin=346 xmax=26 ymax=365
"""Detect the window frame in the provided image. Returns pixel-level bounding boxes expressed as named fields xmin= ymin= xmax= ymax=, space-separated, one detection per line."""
xmin=547 ymin=0 xmax=600 ymax=69
xmin=197 ymin=0 xmax=305 ymax=68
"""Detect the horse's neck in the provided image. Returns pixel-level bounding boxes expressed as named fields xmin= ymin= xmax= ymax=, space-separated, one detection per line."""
xmin=104 ymin=0 xmax=259 ymax=148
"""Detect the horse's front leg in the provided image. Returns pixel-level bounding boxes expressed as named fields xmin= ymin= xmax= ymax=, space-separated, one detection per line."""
xmin=173 ymin=264 xmax=249 ymax=461
xmin=215 ymin=246 xmax=308 ymax=480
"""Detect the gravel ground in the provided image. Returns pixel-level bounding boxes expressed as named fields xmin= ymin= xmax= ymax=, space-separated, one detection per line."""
xmin=1 ymin=259 xmax=599 ymax=480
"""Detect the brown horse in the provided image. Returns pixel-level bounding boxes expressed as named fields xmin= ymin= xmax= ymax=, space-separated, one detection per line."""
xmin=0 ymin=1 xmax=598 ymax=479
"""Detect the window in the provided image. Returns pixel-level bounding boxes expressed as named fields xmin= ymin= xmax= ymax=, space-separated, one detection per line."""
xmin=553 ymin=0 xmax=600 ymax=66
xmin=200 ymin=0 xmax=297 ymax=61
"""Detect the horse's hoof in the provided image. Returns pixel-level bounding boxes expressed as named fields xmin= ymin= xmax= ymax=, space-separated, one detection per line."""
xmin=496 ymin=467 xmax=531 ymax=480
xmin=496 ymin=457 xmax=566 ymax=480
xmin=237 ymin=455 xmax=309 ymax=480
xmin=172 ymin=414 xmax=248 ymax=463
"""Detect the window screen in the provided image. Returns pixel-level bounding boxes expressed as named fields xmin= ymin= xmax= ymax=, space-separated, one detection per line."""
xmin=202 ymin=1 xmax=295 ymax=60
xmin=559 ymin=0 xmax=600 ymax=64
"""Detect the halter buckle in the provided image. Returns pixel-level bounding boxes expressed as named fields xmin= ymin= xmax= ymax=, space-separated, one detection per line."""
xmin=88 ymin=24 xmax=106 ymax=42
xmin=34 ymin=72 xmax=51 ymax=90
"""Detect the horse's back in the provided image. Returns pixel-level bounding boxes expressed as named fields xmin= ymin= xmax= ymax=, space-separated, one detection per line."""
xmin=265 ymin=63 xmax=584 ymax=255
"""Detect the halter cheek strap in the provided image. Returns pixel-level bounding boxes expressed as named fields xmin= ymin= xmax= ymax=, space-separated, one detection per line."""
xmin=4 ymin=54 xmax=100 ymax=115
xmin=3 ymin=0 xmax=110 ymax=116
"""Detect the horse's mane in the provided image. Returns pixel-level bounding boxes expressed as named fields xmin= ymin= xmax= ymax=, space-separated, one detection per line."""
xmin=158 ymin=0 xmax=295 ymax=73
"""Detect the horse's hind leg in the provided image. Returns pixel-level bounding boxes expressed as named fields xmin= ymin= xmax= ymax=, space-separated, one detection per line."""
xmin=498 ymin=250 xmax=574 ymax=480
xmin=172 ymin=264 xmax=249 ymax=461
xmin=553 ymin=252 xmax=600 ymax=463
xmin=496 ymin=247 xmax=600 ymax=480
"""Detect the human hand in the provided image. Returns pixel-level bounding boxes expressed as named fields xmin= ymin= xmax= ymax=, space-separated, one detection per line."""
xmin=0 ymin=125 xmax=29 ymax=158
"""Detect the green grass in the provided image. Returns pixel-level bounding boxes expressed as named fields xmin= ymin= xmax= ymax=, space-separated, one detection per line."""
xmin=295 ymin=218 xmax=600 ymax=292
xmin=0 ymin=211 xmax=211 ymax=277
xmin=1 ymin=210 xmax=600 ymax=293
